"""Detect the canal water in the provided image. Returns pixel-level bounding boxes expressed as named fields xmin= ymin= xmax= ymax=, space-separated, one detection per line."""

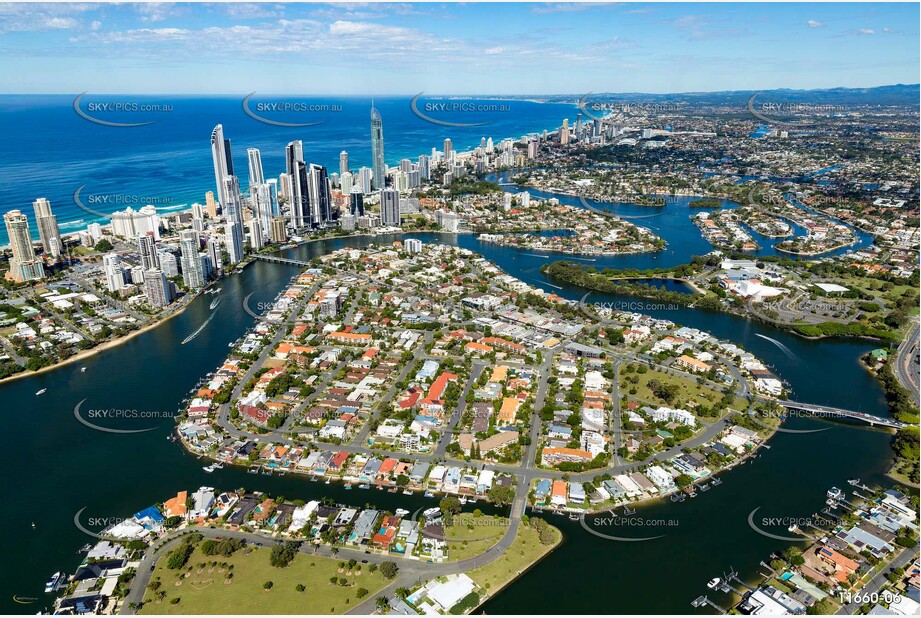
xmin=1 ymin=217 xmax=896 ymax=614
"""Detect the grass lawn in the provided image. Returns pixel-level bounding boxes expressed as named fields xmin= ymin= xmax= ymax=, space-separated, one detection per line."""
xmin=466 ymin=521 xmax=560 ymax=595
xmin=139 ymin=545 xmax=390 ymax=614
xmin=443 ymin=514 xmax=509 ymax=562
xmin=620 ymin=367 xmax=740 ymax=412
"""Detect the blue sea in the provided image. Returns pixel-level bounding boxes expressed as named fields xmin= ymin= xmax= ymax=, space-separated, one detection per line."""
xmin=0 ymin=95 xmax=578 ymax=245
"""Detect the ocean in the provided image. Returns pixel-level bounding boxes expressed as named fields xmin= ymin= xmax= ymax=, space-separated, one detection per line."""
xmin=0 ymin=94 xmax=578 ymax=245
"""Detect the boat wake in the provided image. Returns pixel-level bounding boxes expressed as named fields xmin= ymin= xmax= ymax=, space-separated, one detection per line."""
xmin=209 ymin=297 xmax=221 ymax=310
xmin=182 ymin=311 xmax=217 ymax=345
xmin=754 ymin=333 xmax=801 ymax=362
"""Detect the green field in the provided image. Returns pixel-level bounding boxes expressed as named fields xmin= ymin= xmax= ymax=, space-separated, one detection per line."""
xmin=140 ymin=545 xmax=390 ymax=614
xmin=620 ymin=367 xmax=743 ymax=413
xmin=466 ymin=522 xmax=560 ymax=594
xmin=444 ymin=514 xmax=509 ymax=562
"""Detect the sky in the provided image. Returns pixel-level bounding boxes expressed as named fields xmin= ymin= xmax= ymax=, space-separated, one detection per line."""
xmin=0 ymin=2 xmax=918 ymax=94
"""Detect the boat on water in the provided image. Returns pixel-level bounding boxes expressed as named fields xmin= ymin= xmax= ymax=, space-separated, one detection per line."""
xmin=787 ymin=524 xmax=799 ymax=532
xmin=202 ymin=464 xmax=219 ymax=473
xmin=707 ymin=577 xmax=721 ymax=590
xmin=711 ymin=477 xmax=722 ymax=486
xmin=77 ymin=544 xmax=92 ymax=553
xmin=35 ymin=389 xmax=47 ymax=396
xmin=458 ymin=496 xmax=467 ymax=504
xmin=324 ymin=479 xmax=331 ymax=485
xmin=423 ymin=491 xmax=434 ymax=498
xmin=358 ymin=484 xmax=370 ymax=490
xmin=847 ymin=478 xmax=860 ymax=486
xmin=387 ymin=487 xmax=398 ymax=493
xmin=395 ymin=509 xmax=410 ymax=517
xmin=827 ymin=487 xmax=845 ymax=500
xmin=345 ymin=485 xmax=352 ymax=490
xmin=80 ymin=367 xmax=87 ymax=373
xmin=568 ymin=513 xmax=580 ymax=520
xmin=670 ymin=493 xmax=682 ymax=502
xmin=689 ymin=491 xmax=698 ymax=498
xmin=624 ymin=506 xmax=636 ymax=515
xmin=44 ymin=572 xmax=65 ymax=593
xmin=209 ymin=297 xmax=221 ymax=310
xmin=402 ymin=490 xmax=413 ymax=496
xmin=699 ymin=483 xmax=710 ymax=492
xmin=247 ymin=466 xmax=260 ymax=474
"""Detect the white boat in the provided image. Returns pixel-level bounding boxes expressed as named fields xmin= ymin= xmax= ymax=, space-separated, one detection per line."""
xmin=787 ymin=524 xmax=798 ymax=532
xmin=203 ymin=464 xmax=216 ymax=473
xmin=35 ymin=389 xmax=47 ymax=396
xmin=44 ymin=572 xmax=65 ymax=593
xmin=707 ymin=577 xmax=721 ymax=589
xmin=209 ymin=297 xmax=221 ymax=310
xmin=80 ymin=367 xmax=87 ymax=373
xmin=827 ymin=487 xmax=845 ymax=501
xmin=395 ymin=509 xmax=410 ymax=517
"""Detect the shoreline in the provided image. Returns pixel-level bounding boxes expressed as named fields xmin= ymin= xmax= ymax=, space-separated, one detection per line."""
xmin=0 ymin=290 xmax=199 ymax=386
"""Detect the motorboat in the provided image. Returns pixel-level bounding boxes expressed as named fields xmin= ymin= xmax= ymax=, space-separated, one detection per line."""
xmin=707 ymin=577 xmax=721 ymax=590
xmin=36 ymin=389 xmax=47 ymax=396
xmin=44 ymin=572 xmax=65 ymax=593
xmin=827 ymin=487 xmax=845 ymax=501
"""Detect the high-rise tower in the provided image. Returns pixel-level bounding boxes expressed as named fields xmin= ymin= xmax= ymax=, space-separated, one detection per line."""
xmin=370 ymin=104 xmax=386 ymax=190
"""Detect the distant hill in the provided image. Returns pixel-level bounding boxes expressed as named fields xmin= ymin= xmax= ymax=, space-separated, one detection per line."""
xmin=532 ymin=85 xmax=920 ymax=107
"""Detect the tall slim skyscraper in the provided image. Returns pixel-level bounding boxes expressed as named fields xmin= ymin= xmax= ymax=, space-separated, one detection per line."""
xmin=205 ymin=191 xmax=218 ymax=218
xmin=137 ymin=233 xmax=159 ymax=270
xmin=247 ymin=148 xmax=264 ymax=187
xmin=380 ymin=189 xmax=401 ymax=227
xmin=225 ymin=221 xmax=243 ymax=264
xmin=286 ymin=140 xmax=310 ymax=230
xmin=222 ymin=175 xmax=245 ymax=263
xmin=143 ymin=268 xmax=172 ymax=308
xmin=4 ymin=210 xmax=44 ymax=281
xmin=340 ymin=171 xmax=353 ymax=196
xmin=417 ymin=154 xmax=430 ymax=181
xmin=358 ymin=167 xmax=373 ymax=195
xmin=32 ymin=198 xmax=62 ymax=260
xmin=307 ymin=163 xmax=332 ymax=227
xmin=179 ymin=230 xmax=205 ymax=288
xmin=210 ymin=124 xmax=234 ymax=206
xmin=443 ymin=138 xmax=453 ymax=162
xmin=370 ymin=104 xmax=386 ymax=190
xmin=339 ymin=150 xmax=349 ymax=176
xmin=350 ymin=187 xmax=364 ymax=216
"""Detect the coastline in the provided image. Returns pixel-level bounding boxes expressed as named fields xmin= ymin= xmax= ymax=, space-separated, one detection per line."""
xmin=0 ymin=291 xmax=198 ymax=386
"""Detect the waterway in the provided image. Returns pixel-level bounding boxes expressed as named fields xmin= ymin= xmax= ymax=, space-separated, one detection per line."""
xmin=1 ymin=225 xmax=897 ymax=615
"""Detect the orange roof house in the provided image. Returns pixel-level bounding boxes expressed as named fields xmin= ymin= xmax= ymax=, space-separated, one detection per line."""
xmin=427 ymin=372 xmax=459 ymax=400
xmin=163 ymin=491 xmax=188 ymax=517
xmin=498 ymin=397 xmax=520 ymax=424
xmin=327 ymin=331 xmax=372 ymax=344
xmin=465 ymin=341 xmax=493 ymax=354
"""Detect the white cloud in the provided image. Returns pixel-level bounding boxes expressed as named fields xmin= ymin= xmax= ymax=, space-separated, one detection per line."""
xmin=807 ymin=20 xmax=822 ymax=28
